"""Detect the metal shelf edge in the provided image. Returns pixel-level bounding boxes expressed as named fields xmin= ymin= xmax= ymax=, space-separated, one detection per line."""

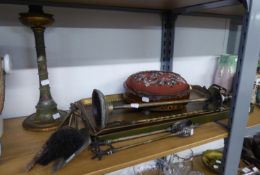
xmin=246 ymin=125 xmax=260 ymax=136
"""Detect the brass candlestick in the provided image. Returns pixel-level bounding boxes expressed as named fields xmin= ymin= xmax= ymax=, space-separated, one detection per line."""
xmin=20 ymin=6 xmax=66 ymax=131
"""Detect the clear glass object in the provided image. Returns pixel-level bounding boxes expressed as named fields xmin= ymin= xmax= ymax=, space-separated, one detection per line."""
xmin=133 ymin=161 xmax=164 ymax=175
xmin=132 ymin=151 xmax=205 ymax=175
xmin=166 ymin=150 xmax=205 ymax=175
xmin=213 ymin=54 xmax=237 ymax=92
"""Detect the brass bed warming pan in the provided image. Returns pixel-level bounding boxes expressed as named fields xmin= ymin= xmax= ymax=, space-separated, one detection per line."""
xmin=77 ymin=84 xmax=230 ymax=140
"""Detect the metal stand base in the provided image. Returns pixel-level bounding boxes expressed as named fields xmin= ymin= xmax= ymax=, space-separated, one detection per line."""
xmin=22 ymin=110 xmax=67 ymax=132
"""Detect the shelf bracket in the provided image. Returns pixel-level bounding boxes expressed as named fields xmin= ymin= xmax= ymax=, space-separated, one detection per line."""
xmin=160 ymin=11 xmax=177 ymax=71
xmin=172 ymin=0 xmax=240 ymax=14
xmin=226 ymin=18 xmax=243 ymax=54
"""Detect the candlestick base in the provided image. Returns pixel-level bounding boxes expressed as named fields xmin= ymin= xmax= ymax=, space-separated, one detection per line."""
xmin=23 ymin=110 xmax=67 ymax=132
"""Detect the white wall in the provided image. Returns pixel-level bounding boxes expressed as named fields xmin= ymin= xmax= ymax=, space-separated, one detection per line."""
xmin=174 ymin=16 xmax=229 ymax=86
xmin=0 ymin=5 xmax=229 ymax=118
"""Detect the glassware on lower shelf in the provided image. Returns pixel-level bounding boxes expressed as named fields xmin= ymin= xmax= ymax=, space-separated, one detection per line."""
xmin=166 ymin=150 xmax=205 ymax=175
xmin=188 ymin=171 xmax=205 ymax=175
xmin=168 ymin=161 xmax=192 ymax=175
xmin=132 ymin=150 xmax=205 ymax=175
xmin=133 ymin=161 xmax=164 ymax=175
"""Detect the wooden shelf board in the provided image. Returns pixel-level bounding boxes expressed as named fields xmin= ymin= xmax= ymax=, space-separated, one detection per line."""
xmin=2 ymin=0 xmax=244 ymax=16
xmin=0 ymin=108 xmax=259 ymax=175
xmin=199 ymin=4 xmax=245 ymax=16
xmin=1 ymin=0 xmax=225 ymax=10
xmin=0 ymin=117 xmax=227 ymax=175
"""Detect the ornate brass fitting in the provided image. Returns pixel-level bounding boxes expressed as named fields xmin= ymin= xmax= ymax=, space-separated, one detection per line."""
xmin=20 ymin=5 xmax=66 ymax=131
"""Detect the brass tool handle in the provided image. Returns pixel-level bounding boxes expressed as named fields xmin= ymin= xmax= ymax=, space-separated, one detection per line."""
xmin=112 ymin=97 xmax=208 ymax=110
xmin=100 ymin=126 xmax=195 ymax=157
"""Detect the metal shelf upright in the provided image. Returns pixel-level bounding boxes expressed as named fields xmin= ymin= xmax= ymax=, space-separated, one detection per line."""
xmin=222 ymin=1 xmax=260 ymax=174
xmin=165 ymin=1 xmax=260 ymax=174
xmin=161 ymin=1 xmax=260 ymax=174
xmin=163 ymin=0 xmax=260 ymax=174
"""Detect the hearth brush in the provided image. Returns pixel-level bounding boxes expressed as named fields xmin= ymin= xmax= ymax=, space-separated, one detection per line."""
xmin=26 ymin=104 xmax=90 ymax=171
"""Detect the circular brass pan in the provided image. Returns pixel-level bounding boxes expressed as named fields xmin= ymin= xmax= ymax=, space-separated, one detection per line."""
xmin=23 ymin=110 xmax=67 ymax=132
xmin=202 ymin=150 xmax=223 ymax=174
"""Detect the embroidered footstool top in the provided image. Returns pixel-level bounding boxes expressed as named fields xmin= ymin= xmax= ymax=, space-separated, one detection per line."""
xmin=124 ymin=70 xmax=190 ymax=102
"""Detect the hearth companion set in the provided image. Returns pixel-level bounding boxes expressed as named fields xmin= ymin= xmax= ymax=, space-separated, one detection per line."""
xmin=27 ymin=69 xmax=231 ymax=172
xmin=19 ymin=5 xmax=232 ymax=173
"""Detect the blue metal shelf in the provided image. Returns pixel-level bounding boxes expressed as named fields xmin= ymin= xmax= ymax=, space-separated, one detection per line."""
xmin=222 ymin=1 xmax=260 ymax=174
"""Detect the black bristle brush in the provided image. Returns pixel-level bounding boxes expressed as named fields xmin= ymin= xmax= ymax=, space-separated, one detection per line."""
xmin=36 ymin=126 xmax=86 ymax=165
xmin=27 ymin=109 xmax=88 ymax=171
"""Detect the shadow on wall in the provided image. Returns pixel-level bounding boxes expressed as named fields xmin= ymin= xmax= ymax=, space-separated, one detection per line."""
xmin=0 ymin=5 xmax=229 ymax=69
